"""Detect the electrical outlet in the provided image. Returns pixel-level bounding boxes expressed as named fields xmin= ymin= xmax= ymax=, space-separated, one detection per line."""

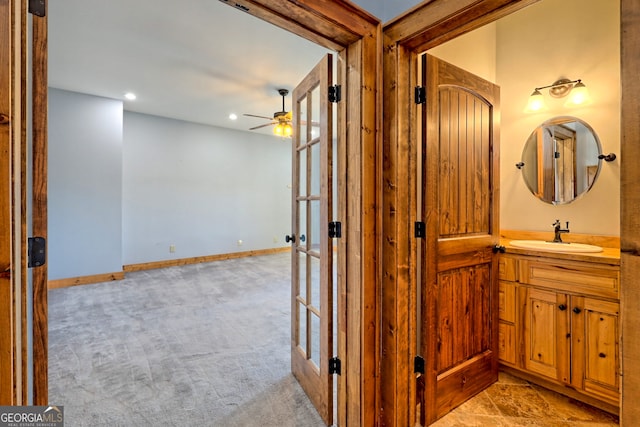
xmin=237 ymin=240 xmax=243 ymax=246
xmin=273 ymin=236 xmax=278 ymax=243
xmin=169 ymin=245 xmax=176 ymax=253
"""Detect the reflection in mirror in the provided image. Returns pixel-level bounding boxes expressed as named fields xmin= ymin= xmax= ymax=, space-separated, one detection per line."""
xmin=520 ymin=117 xmax=601 ymax=205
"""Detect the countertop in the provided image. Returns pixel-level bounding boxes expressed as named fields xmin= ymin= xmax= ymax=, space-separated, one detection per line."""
xmin=500 ymin=238 xmax=620 ymax=265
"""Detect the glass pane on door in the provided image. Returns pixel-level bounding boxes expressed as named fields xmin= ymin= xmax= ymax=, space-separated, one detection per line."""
xmin=298 ymin=302 xmax=307 ymax=353
xmin=311 ymin=142 xmax=321 ymax=196
xmin=311 ymin=312 xmax=321 ymax=369
xmin=298 ymin=201 xmax=307 ymax=248
xmin=311 ymin=84 xmax=321 ymax=132
xmin=299 ymin=95 xmax=308 ymax=146
xmin=310 ymin=200 xmax=320 ymax=252
xmin=310 ymin=255 xmax=320 ymax=310
xmin=298 ymin=149 xmax=307 ymax=196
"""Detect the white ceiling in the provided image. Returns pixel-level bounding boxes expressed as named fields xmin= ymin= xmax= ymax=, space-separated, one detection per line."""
xmin=48 ymin=0 xmax=336 ymax=136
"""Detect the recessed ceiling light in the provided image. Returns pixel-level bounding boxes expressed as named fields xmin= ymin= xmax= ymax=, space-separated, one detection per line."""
xmin=124 ymin=92 xmax=137 ymax=101
xmin=229 ymin=113 xmax=238 ymax=120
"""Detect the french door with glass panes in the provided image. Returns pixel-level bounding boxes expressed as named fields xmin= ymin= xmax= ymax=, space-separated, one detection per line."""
xmin=289 ymin=53 xmax=334 ymax=426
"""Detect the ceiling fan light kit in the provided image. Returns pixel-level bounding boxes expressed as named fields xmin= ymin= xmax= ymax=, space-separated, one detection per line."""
xmin=244 ymin=88 xmax=293 ymax=138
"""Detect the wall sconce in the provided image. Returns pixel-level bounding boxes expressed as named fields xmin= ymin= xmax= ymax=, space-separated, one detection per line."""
xmin=525 ymin=78 xmax=591 ymax=112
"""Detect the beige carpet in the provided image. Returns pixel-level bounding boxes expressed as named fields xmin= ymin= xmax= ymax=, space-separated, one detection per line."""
xmin=48 ymin=253 xmax=325 ymax=426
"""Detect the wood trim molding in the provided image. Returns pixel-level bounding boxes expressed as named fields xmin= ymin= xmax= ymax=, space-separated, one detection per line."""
xmin=0 ymin=0 xmax=14 ymax=405
xmin=19 ymin=0 xmax=28 ymax=405
xmin=48 ymin=272 xmax=126 ymax=290
xmin=123 ymin=247 xmax=290 ymax=273
xmin=48 ymin=248 xmax=294 ymax=289
xmin=31 ymin=6 xmax=48 ymax=406
xmin=220 ymin=0 xmax=378 ymax=50
xmin=620 ymin=0 xmax=640 ymax=424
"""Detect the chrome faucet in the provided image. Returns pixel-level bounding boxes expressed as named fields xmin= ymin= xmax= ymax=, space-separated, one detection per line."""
xmin=552 ymin=219 xmax=570 ymax=243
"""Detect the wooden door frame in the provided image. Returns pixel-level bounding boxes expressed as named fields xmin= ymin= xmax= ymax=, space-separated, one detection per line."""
xmin=1 ymin=0 xmax=28 ymax=405
xmin=24 ymin=0 xmax=380 ymax=424
xmin=0 ymin=0 xmax=17 ymax=406
xmin=381 ymin=0 xmax=636 ymax=425
xmin=32 ymin=2 xmax=48 ymax=405
xmin=620 ymin=0 xmax=640 ymax=425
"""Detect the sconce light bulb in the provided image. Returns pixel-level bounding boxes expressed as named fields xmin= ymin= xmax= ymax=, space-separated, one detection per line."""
xmin=565 ymin=81 xmax=591 ymax=107
xmin=525 ymin=89 xmax=546 ymax=112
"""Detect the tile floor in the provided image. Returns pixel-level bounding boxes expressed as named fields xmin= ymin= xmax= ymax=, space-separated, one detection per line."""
xmin=431 ymin=372 xmax=619 ymax=426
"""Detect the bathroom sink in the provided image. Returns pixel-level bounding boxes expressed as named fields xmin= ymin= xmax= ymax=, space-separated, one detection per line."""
xmin=508 ymin=240 xmax=603 ymax=253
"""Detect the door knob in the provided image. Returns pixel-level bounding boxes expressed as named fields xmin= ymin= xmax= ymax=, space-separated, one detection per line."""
xmin=285 ymin=234 xmax=296 ymax=243
xmin=300 ymin=234 xmax=306 ymax=242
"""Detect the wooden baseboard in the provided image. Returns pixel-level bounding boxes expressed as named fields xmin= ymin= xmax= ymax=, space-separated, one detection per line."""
xmin=47 ymin=248 xmax=291 ymax=289
xmin=48 ymin=271 xmax=125 ymax=290
xmin=123 ymin=247 xmax=291 ymax=273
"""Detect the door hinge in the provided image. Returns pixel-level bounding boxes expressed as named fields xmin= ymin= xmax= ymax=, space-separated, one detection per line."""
xmin=28 ymin=237 xmax=46 ymax=268
xmin=414 ymin=355 xmax=425 ymax=374
xmin=414 ymin=86 xmax=426 ymax=104
xmin=414 ymin=221 xmax=426 ymax=238
xmin=29 ymin=0 xmax=46 ymax=17
xmin=329 ymin=357 xmax=341 ymax=375
xmin=329 ymin=221 xmax=342 ymax=238
xmin=328 ymin=85 xmax=342 ymax=103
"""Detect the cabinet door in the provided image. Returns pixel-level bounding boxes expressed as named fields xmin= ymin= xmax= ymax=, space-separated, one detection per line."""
xmin=498 ymin=281 xmax=517 ymax=365
xmin=522 ymin=287 xmax=570 ymax=382
xmin=580 ymin=298 xmax=620 ymax=402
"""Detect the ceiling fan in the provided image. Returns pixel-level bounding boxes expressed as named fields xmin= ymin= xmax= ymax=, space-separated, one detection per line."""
xmin=244 ymin=88 xmax=293 ymax=137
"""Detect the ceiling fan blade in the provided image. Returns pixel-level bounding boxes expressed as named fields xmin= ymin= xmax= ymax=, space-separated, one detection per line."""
xmin=249 ymin=122 xmax=276 ymax=130
xmin=244 ymin=113 xmax=274 ymax=120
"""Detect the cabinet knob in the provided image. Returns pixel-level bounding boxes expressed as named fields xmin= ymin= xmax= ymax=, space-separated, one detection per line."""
xmin=573 ymin=307 xmax=582 ymax=314
xmin=599 ymin=353 xmax=606 ymax=358
xmin=558 ymin=304 xmax=567 ymax=311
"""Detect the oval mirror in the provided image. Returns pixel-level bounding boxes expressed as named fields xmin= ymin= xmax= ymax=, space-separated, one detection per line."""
xmin=520 ymin=116 xmax=602 ymax=205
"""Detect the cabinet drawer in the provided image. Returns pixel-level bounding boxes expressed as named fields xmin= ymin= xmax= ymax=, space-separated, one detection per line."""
xmin=520 ymin=259 xmax=619 ymax=299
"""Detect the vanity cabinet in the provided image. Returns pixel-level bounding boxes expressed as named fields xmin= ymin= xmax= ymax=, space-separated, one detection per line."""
xmin=498 ymin=253 xmax=620 ymax=409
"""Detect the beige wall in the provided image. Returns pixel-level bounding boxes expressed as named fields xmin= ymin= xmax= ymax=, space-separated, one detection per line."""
xmin=428 ymin=0 xmax=620 ymax=237
xmin=428 ymin=22 xmax=497 ymax=83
